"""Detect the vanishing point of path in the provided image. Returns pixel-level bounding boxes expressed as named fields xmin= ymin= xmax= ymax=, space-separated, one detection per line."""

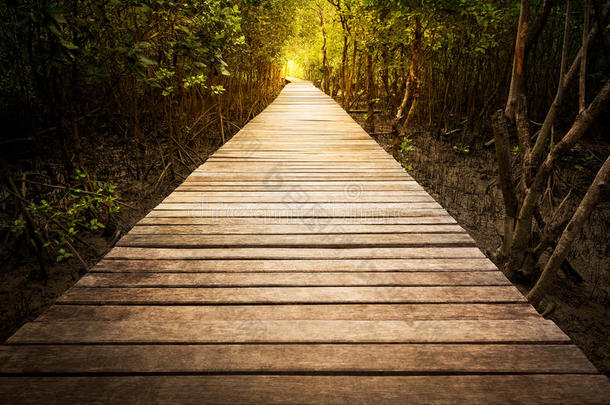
xmin=0 ymin=79 xmax=608 ymax=404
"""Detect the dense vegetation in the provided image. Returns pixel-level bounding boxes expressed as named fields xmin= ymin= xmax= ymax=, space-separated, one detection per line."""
xmin=1 ymin=0 xmax=295 ymax=276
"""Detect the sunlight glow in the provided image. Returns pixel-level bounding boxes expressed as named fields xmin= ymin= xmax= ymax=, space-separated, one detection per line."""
xmin=283 ymin=59 xmax=303 ymax=78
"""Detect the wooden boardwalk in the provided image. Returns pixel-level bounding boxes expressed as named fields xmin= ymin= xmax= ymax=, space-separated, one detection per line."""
xmin=1 ymin=79 xmax=608 ymax=404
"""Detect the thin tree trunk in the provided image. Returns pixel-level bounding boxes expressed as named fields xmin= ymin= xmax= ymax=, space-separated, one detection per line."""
xmin=345 ymin=39 xmax=358 ymax=108
xmin=402 ymin=16 xmax=422 ymax=131
xmin=365 ymin=53 xmax=375 ymax=132
xmin=505 ymin=0 xmax=531 ymax=121
xmin=491 ymin=109 xmax=519 ymax=261
xmin=527 ymin=155 xmax=609 ymax=305
xmin=506 ymin=80 xmax=610 ymax=277
xmin=341 ymin=34 xmax=348 ymax=103
xmin=317 ymin=4 xmax=330 ymax=93
xmin=527 ymin=1 xmax=609 ymax=179
xmin=380 ymin=49 xmax=390 ymax=107
xmin=579 ymin=0 xmax=591 ymax=112
xmin=392 ymin=75 xmax=412 ymax=155
xmin=391 ymin=16 xmax=422 ymax=155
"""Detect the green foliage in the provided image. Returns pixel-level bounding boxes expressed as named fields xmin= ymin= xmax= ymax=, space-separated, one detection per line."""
xmin=9 ymin=172 xmax=119 ymax=263
xmin=399 ymin=136 xmax=415 ymax=171
xmin=452 ymin=144 xmax=470 ymax=154
xmin=575 ymin=153 xmax=596 ymax=171
xmin=10 ymin=219 xmax=26 ymax=234
xmin=210 ymin=85 xmax=226 ymax=95
xmin=0 ymin=0 xmax=277 ymax=113
xmin=399 ymin=136 xmax=415 ymax=153
xmin=0 ymin=0 xmax=297 ymax=276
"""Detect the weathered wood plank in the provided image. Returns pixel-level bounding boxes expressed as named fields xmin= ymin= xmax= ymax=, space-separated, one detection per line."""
xmin=116 ymin=233 xmax=475 ymax=248
xmin=8 ymin=320 xmax=567 ymax=344
xmin=129 ymin=224 xmax=466 ymax=235
xmin=144 ymin=208 xmax=450 ymax=218
xmin=175 ymin=182 xmax=424 ymax=191
xmin=93 ymin=258 xmax=497 ymax=272
xmin=4 ymin=375 xmax=607 ymax=405
xmin=0 ymin=344 xmax=596 ymax=374
xmin=152 ymin=202 xmax=443 ymax=211
xmin=36 ymin=304 xmax=540 ymax=322
xmin=57 ymin=286 xmax=526 ymax=305
xmin=162 ymin=191 xmax=434 ymax=203
xmin=75 ymin=271 xmax=511 ymax=287
xmin=105 ymin=247 xmax=487 ymax=260
xmin=136 ymin=216 xmax=457 ymax=225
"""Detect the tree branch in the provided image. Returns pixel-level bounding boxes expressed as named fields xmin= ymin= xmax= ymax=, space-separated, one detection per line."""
xmin=528 ymin=155 xmax=609 ymax=305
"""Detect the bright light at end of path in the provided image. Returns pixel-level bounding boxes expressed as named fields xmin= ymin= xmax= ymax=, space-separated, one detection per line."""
xmin=283 ymin=60 xmax=302 ymax=78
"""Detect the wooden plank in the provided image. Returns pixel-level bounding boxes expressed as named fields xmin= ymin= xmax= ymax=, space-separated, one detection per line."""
xmin=75 ymin=271 xmax=511 ymax=287
xmin=136 ymin=216 xmax=457 ymax=225
xmin=161 ymin=192 xmax=435 ymax=203
xmin=93 ymin=258 xmax=497 ymax=272
xmin=145 ymin=208 xmax=450 ymax=218
xmin=175 ymin=182 xmax=424 ymax=191
xmin=200 ymin=165 xmax=403 ymax=171
xmin=8 ymin=320 xmax=567 ymax=344
xmin=185 ymin=175 xmax=412 ymax=181
xmin=4 ymin=375 xmax=607 ymax=405
xmin=115 ymin=233 xmax=475 ymax=248
xmin=36 ymin=304 xmax=541 ymax=322
xmin=105 ymin=247 xmax=488 ymax=260
xmin=0 ymin=344 xmax=597 ymax=374
xmin=129 ymin=224 xmax=466 ymax=235
xmin=56 ymin=286 xmax=526 ymax=305
xmin=197 ymin=161 xmax=404 ymax=167
xmin=151 ymin=202 xmax=443 ymax=211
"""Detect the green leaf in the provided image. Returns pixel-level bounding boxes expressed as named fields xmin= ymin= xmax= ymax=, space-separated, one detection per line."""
xmin=60 ymin=40 xmax=79 ymax=50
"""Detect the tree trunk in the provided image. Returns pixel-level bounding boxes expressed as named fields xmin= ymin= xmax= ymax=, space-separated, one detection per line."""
xmin=402 ymin=16 xmax=423 ymax=132
xmin=392 ymin=75 xmax=412 ymax=156
xmin=365 ymin=53 xmax=375 ymax=133
xmin=579 ymin=0 xmax=591 ymax=112
xmin=527 ymin=1 xmax=609 ymax=180
xmin=505 ymin=0 xmax=531 ymax=121
xmin=491 ymin=110 xmax=519 ymax=262
xmin=391 ymin=16 xmax=422 ymax=156
xmin=527 ymin=155 xmax=609 ymax=305
xmin=341 ymin=34 xmax=348 ymax=104
xmin=505 ymin=80 xmax=610 ymax=277
xmin=316 ymin=5 xmax=330 ymax=93
xmin=345 ymin=39 xmax=358 ymax=108
xmin=380 ymin=49 xmax=390 ymax=107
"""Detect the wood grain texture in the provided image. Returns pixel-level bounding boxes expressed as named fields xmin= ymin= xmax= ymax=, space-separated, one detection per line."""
xmin=36 ymin=303 xmax=541 ymax=321
xmin=93 ymin=258 xmax=497 ymax=272
xmin=75 ymin=271 xmax=511 ymax=287
xmin=2 ymin=78 xmax=605 ymax=404
xmin=129 ymin=224 xmax=465 ymax=234
xmin=115 ymin=233 xmax=475 ymax=248
xmin=9 ymin=320 xmax=568 ymax=344
xmin=0 ymin=344 xmax=596 ymax=374
xmin=0 ymin=376 xmax=609 ymax=405
xmin=56 ymin=286 xmax=526 ymax=304
xmin=105 ymin=246 xmax=488 ymax=260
